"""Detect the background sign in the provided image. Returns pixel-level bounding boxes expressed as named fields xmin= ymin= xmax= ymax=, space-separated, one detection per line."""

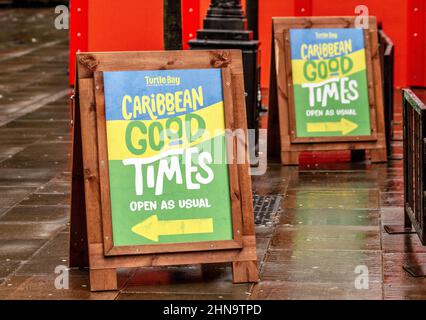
xmin=103 ymin=69 xmax=233 ymax=246
xmin=290 ymin=28 xmax=371 ymax=138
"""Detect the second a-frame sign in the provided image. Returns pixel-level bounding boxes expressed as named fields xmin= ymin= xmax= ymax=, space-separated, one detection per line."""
xmin=268 ymin=16 xmax=387 ymax=165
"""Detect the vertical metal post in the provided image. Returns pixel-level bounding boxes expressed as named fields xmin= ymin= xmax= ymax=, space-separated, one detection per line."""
xmin=403 ymin=91 xmax=413 ymax=229
xmin=188 ymin=0 xmax=261 ymax=154
xmin=384 ymin=90 xmax=416 ymax=235
xmin=164 ymin=0 xmax=183 ymax=50
xmin=246 ymin=0 xmax=258 ymax=40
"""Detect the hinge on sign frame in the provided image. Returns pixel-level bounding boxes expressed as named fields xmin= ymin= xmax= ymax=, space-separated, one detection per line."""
xmin=69 ymin=91 xmax=75 ymax=127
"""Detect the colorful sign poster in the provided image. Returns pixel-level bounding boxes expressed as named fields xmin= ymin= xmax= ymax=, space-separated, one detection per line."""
xmin=103 ymin=69 xmax=233 ymax=246
xmin=290 ymin=28 xmax=371 ymax=138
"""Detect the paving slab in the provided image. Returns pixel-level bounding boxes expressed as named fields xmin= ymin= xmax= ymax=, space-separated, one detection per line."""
xmin=121 ymin=264 xmax=251 ymax=300
xmin=383 ymin=253 xmax=426 ymax=300
xmin=0 ymin=205 xmax=69 ymax=223
xmin=279 ymin=208 xmax=380 ymax=227
xmin=251 ymin=280 xmax=382 ymax=300
xmin=0 ymin=239 xmax=47 ymax=260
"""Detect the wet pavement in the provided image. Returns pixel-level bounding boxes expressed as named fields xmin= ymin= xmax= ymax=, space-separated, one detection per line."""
xmin=0 ymin=7 xmax=426 ymax=300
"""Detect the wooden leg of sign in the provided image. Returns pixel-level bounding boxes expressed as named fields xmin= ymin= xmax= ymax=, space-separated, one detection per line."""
xmin=370 ymin=148 xmax=387 ymax=163
xmin=281 ymin=151 xmax=299 ymax=166
xmin=232 ymin=261 xmax=259 ymax=283
xmin=69 ymin=173 xmax=89 ymax=268
xmin=89 ymin=268 xmax=117 ymax=291
xmin=69 ymin=96 xmax=89 ymax=269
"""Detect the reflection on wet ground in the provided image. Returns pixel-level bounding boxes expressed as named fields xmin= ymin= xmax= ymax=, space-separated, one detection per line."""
xmin=0 ymin=8 xmax=426 ymax=300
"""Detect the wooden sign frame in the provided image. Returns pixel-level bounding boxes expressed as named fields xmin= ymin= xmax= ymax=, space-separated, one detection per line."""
xmin=69 ymin=50 xmax=258 ymax=291
xmin=268 ymin=16 xmax=387 ymax=165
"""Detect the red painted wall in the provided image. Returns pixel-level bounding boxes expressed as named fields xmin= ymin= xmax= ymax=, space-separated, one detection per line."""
xmin=69 ymin=0 xmax=88 ymax=85
xmin=424 ymin=6 xmax=426 ymax=85
xmin=312 ymin=0 xmax=409 ymax=88
xmin=181 ymin=0 xmax=200 ymax=49
xmin=180 ymin=0 xmax=425 ymax=89
xmin=259 ymin=0 xmax=294 ymax=91
xmin=69 ymin=0 xmax=163 ymax=85
xmin=407 ymin=0 xmax=425 ymax=86
xmin=87 ymin=0 xmax=163 ymax=52
xmin=70 ymin=0 xmax=426 ymax=89
xmin=259 ymin=0 xmax=426 ymax=88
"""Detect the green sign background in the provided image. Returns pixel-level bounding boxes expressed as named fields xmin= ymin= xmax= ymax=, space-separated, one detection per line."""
xmin=103 ymin=69 xmax=233 ymax=246
xmin=290 ymin=28 xmax=372 ymax=138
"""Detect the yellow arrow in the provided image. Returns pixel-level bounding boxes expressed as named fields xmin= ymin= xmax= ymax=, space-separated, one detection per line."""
xmin=131 ymin=215 xmax=214 ymax=242
xmin=307 ymin=118 xmax=359 ymax=135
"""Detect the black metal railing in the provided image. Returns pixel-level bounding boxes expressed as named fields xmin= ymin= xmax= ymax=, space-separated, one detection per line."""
xmin=379 ymin=30 xmax=395 ymax=158
xmin=403 ymin=89 xmax=426 ymax=244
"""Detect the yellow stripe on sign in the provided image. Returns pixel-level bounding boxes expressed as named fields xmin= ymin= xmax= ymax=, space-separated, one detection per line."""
xmin=307 ymin=118 xmax=359 ymax=135
xmin=131 ymin=215 xmax=214 ymax=242
xmin=292 ymin=49 xmax=367 ymax=85
xmin=106 ymin=101 xmax=225 ymax=160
